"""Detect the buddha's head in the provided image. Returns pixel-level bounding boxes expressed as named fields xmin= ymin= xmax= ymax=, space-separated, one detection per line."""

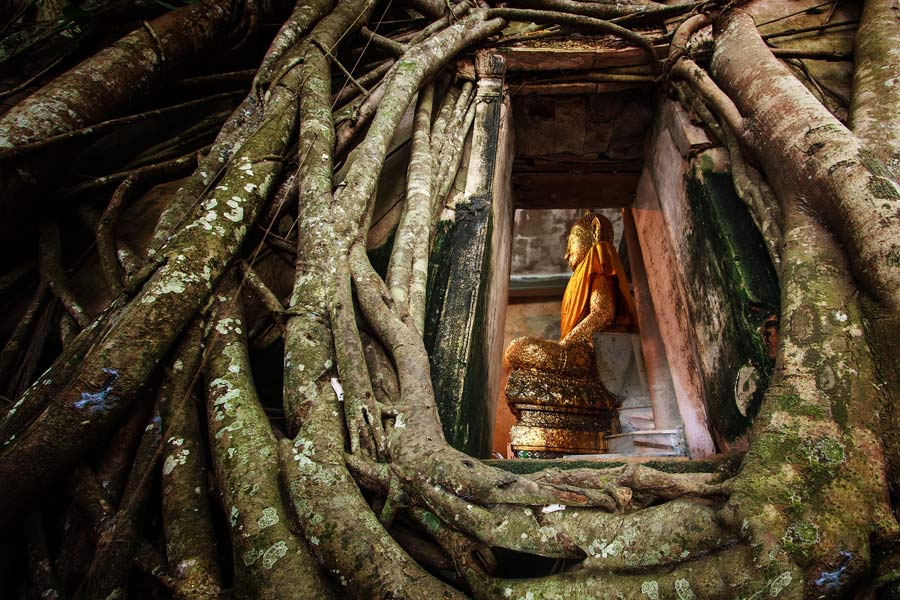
xmin=565 ymin=211 xmax=614 ymax=270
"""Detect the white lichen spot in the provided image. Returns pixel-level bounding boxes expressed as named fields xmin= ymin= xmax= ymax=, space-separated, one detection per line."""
xmin=224 ymin=197 xmax=244 ymax=222
xmin=173 ymin=359 xmax=184 ymax=372
xmin=141 ymin=274 xmax=188 ymax=304
xmin=538 ymin=526 xmax=557 ymax=543
xmin=734 ymin=363 xmax=760 ymax=417
xmin=216 ymin=317 xmax=237 ymax=334
xmin=503 ymin=588 xmax=513 ymax=599
xmin=674 ymin=578 xmax=695 ymax=600
xmin=262 ymin=540 xmax=288 ymax=569
xmin=541 ymin=504 xmax=566 ymax=514
xmin=769 ymin=572 xmax=792 ymax=597
xmin=215 ymin=419 xmax=243 ymax=439
xmin=242 ymin=547 xmax=261 ymax=566
xmin=162 ymin=448 xmax=190 ymax=475
xmin=586 ymin=537 xmax=621 ymax=558
xmin=640 ymin=581 xmax=659 ymax=600
xmin=175 ymin=558 xmax=197 ymax=577
xmin=258 ymin=507 xmax=279 ymax=529
xmin=230 ymin=506 xmax=240 ymax=527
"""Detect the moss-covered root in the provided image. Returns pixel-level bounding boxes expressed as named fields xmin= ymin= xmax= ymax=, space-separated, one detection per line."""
xmin=160 ymin=321 xmax=222 ymax=599
xmin=467 ymin=546 xmax=770 ymax=600
xmin=150 ymin=0 xmax=334 ymax=253
xmin=252 ymin=0 xmax=336 ymax=95
xmin=711 ymin=9 xmax=900 ymax=313
xmin=205 ymin=281 xmax=331 ymax=600
xmin=0 ymin=52 xmax=298 ymax=525
xmin=77 ymin=405 xmax=161 ymax=600
xmin=281 ymin=0 xmax=374 ymax=434
xmin=724 ymin=195 xmax=899 ymax=597
xmin=331 ymin=254 xmax=387 ymax=457
xmin=0 ymin=0 xmax=241 ymax=149
xmin=278 ymin=382 xmax=467 ymax=600
xmin=354 ymin=454 xmax=735 ymax=566
xmin=432 ymin=81 xmax=475 ymax=204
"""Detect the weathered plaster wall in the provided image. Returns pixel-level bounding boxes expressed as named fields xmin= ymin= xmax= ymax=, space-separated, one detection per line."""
xmin=427 ymin=57 xmax=512 ymax=457
xmin=513 ymin=93 xmax=651 ymax=160
xmin=510 ymin=208 xmax=623 ymax=276
xmin=480 ymin=94 xmax=515 ymax=458
xmin=633 ymin=99 xmax=779 ymax=454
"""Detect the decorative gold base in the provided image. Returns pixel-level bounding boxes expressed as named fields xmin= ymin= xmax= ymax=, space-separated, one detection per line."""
xmin=509 ymin=425 xmax=608 ymax=455
xmin=506 ymin=368 xmax=620 ymax=457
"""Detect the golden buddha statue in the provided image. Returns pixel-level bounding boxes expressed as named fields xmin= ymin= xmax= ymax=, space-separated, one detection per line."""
xmin=504 ymin=211 xmax=637 ymax=458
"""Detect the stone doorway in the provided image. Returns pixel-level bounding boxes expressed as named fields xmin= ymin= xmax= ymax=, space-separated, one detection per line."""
xmin=492 ymin=91 xmax=687 ymax=460
xmin=489 ymin=87 xmax=779 ymax=461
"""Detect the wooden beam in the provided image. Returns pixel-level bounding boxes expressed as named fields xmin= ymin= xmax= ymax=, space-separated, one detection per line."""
xmin=514 ymin=156 xmax=643 ymax=173
xmin=512 ymin=171 xmax=640 ymax=208
xmin=510 ymin=81 xmax=650 ymax=95
xmin=496 ymin=43 xmax=667 ymax=72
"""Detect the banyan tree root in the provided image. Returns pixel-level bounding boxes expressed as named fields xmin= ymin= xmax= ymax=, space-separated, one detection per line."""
xmin=0 ymin=1 xmax=899 ymax=598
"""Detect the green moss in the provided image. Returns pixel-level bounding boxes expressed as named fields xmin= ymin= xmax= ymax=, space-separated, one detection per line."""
xmin=801 ymin=436 xmax=846 ymax=483
xmin=860 ymin=147 xmax=900 ymax=199
xmin=781 ymin=520 xmax=820 ymax=562
xmin=483 ymin=454 xmax=742 ymax=476
xmin=774 ymin=393 xmax=827 ymax=419
xmin=423 ymin=218 xmax=456 ymax=356
xmin=427 ymin=198 xmax=496 ymax=456
xmin=683 ymin=157 xmax=780 ymax=442
xmin=885 ymin=247 xmax=900 ymax=269
xmin=419 ymin=510 xmax=442 ymax=534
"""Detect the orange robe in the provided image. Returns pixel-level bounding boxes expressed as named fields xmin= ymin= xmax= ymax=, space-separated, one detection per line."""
xmin=559 ymin=241 xmax=637 ymax=340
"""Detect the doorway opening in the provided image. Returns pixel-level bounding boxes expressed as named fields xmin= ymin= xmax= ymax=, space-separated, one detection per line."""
xmin=492 ymin=91 xmax=687 ymax=460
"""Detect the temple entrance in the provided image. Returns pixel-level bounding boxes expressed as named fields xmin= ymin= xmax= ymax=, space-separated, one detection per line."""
xmin=417 ymin=56 xmax=777 ymax=462
xmin=488 ymin=81 xmax=778 ymax=460
xmin=486 ymin=89 xmax=681 ymax=459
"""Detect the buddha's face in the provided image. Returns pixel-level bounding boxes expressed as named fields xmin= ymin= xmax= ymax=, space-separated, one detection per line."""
xmin=565 ymin=228 xmax=592 ymax=271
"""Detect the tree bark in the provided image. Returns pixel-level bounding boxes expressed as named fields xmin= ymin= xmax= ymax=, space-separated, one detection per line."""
xmin=711 ymin=9 xmax=900 ymax=312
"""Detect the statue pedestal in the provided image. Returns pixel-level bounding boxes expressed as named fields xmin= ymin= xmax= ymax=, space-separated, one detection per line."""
xmin=505 ymin=369 xmax=618 ymax=458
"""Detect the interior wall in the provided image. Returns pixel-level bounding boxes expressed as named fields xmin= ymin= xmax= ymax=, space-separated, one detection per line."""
xmin=511 ymin=208 xmax=623 ymax=276
xmin=632 ymin=99 xmax=779 ymax=456
xmin=480 ymin=93 xmax=515 ymax=457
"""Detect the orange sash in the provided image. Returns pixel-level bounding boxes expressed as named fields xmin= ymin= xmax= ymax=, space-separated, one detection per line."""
xmin=559 ymin=241 xmax=637 ymax=340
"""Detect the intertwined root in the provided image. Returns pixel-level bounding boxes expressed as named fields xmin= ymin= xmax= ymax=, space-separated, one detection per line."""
xmin=1 ymin=0 xmax=899 ymax=598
